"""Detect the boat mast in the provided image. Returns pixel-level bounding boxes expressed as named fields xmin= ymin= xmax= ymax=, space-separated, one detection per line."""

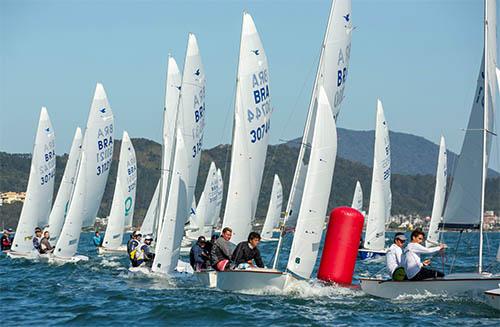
xmin=479 ymin=0 xmax=489 ymax=274
xmin=272 ymin=0 xmax=335 ymax=269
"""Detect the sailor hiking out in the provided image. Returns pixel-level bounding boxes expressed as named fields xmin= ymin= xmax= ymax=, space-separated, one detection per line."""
xmin=211 ymin=227 xmax=234 ymax=271
xmin=231 ymin=232 xmax=264 ymax=269
xmin=402 ymin=229 xmax=446 ymax=281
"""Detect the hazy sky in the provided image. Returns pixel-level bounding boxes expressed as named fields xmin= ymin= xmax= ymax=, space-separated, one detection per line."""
xmin=1 ymin=0 xmax=499 ymax=170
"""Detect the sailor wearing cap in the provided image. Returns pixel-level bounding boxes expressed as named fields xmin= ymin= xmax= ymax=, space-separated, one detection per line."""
xmin=386 ymin=232 xmax=406 ymax=279
xmin=33 ymin=227 xmax=43 ymax=253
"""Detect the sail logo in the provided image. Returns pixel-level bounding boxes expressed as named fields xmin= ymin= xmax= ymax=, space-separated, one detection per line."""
xmin=343 ymin=14 xmax=350 ymax=22
xmin=99 ymin=108 xmax=106 ymax=114
xmin=194 ymin=69 xmax=200 ymax=76
xmin=251 ymin=49 xmax=260 ymax=56
xmin=124 ymin=197 xmax=133 ymax=216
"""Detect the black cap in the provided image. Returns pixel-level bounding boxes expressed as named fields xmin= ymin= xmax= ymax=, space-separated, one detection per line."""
xmin=35 ymin=227 xmax=42 ymax=232
xmin=198 ymin=236 xmax=206 ymax=243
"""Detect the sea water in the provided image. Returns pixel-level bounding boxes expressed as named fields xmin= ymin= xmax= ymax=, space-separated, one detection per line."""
xmin=1 ymin=231 xmax=499 ymax=325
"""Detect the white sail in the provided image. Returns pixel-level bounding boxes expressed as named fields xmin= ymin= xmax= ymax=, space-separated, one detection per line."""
xmin=152 ymin=175 xmax=188 ymax=274
xmin=261 ymin=174 xmax=283 ymax=240
xmin=285 ymin=0 xmax=352 ymax=230
xmin=351 ymin=180 xmax=363 ymax=212
xmin=426 ymin=136 xmax=447 ymax=247
xmin=174 ymin=33 xmax=206 ymax=224
xmin=102 ymin=132 xmax=137 ymax=249
xmin=223 ymin=12 xmax=272 ymax=245
xmin=198 ymin=162 xmax=220 ymax=229
xmin=55 ymin=83 xmax=114 ymax=259
xmin=443 ymin=0 xmax=496 ymax=228
xmin=47 ymin=127 xmax=82 ymax=243
xmin=286 ymin=87 xmax=337 ymax=279
xmin=11 ymin=107 xmax=56 ymax=254
xmin=213 ymin=168 xmax=224 ymax=227
xmin=364 ymin=100 xmax=391 ymax=251
xmin=140 ymin=180 xmax=160 ymax=236
xmin=157 ymin=56 xmax=182 ymax=232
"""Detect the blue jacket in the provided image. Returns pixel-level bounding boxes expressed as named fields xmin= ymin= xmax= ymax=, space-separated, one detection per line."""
xmin=93 ymin=235 xmax=103 ymax=246
xmin=189 ymin=243 xmax=207 ymax=268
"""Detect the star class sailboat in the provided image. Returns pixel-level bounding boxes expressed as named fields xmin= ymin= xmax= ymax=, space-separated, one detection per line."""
xmin=260 ymin=174 xmax=283 ymax=242
xmin=209 ymin=0 xmax=352 ymax=292
xmin=98 ymin=131 xmax=137 ymax=254
xmin=8 ymin=107 xmax=56 ymax=260
xmin=358 ymin=100 xmax=392 ymax=260
xmin=360 ymin=0 xmax=500 ymax=298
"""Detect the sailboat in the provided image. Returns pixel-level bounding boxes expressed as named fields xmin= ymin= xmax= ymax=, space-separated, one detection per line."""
xmin=46 ymin=127 xmax=82 ymax=245
xmin=358 ymin=100 xmax=392 ymax=260
xmin=137 ymin=33 xmax=205 ymax=276
xmin=51 ymin=83 xmax=114 ymax=264
xmin=197 ymin=11 xmax=275 ymax=289
xmin=186 ymin=162 xmax=221 ymax=240
xmin=360 ymin=0 xmax=500 ymax=298
xmin=261 ymin=174 xmax=283 ymax=241
xmin=351 ymin=181 xmax=363 ymax=212
xmin=214 ymin=0 xmax=352 ymax=292
xmin=8 ymin=107 xmax=56 ymax=259
xmin=426 ymin=136 xmax=447 ymax=247
xmin=220 ymin=12 xmax=273 ymax=247
xmin=98 ymin=131 xmax=137 ymax=254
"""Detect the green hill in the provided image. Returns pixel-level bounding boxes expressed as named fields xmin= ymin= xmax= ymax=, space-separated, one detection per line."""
xmin=0 ymin=138 xmax=498 ymax=229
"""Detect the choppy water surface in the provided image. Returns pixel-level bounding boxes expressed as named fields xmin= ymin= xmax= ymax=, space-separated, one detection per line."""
xmin=1 ymin=231 xmax=499 ymax=326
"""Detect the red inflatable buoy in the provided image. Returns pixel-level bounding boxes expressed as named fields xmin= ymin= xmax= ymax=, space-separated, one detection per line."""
xmin=317 ymin=206 xmax=364 ymax=285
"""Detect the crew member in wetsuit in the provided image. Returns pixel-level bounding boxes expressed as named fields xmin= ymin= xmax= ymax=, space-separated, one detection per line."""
xmin=33 ymin=227 xmax=43 ymax=253
xmin=39 ymin=231 xmax=54 ymax=254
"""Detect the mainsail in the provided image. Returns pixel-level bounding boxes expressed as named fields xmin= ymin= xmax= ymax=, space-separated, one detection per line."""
xmin=426 ymin=136 xmax=447 ymax=247
xmin=351 ymin=180 xmax=363 ymax=212
xmin=102 ymin=132 xmax=137 ymax=249
xmin=47 ymin=127 xmax=82 ymax=243
xmin=11 ymin=107 xmax=56 ymax=254
xmin=55 ymin=83 xmax=114 ymax=259
xmin=284 ymin=0 xmax=352 ymax=231
xmin=364 ymin=100 xmax=391 ymax=251
xmin=261 ymin=174 xmax=283 ymax=240
xmin=223 ymin=12 xmax=272 ymax=245
xmin=140 ymin=180 xmax=159 ymax=236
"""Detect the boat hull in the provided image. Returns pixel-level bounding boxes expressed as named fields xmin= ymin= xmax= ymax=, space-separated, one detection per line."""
xmin=49 ymin=254 xmax=89 ymax=264
xmin=484 ymin=288 xmax=500 ymax=311
xmin=195 ymin=270 xmax=217 ymax=288
xmin=216 ymin=268 xmax=293 ymax=292
xmin=360 ymin=273 xmax=500 ymax=299
xmin=358 ymin=249 xmax=386 ymax=260
xmin=97 ymin=245 xmax=127 ymax=255
xmin=7 ymin=250 xmax=40 ymax=260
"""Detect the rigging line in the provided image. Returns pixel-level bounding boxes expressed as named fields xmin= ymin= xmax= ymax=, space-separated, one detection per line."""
xmin=259 ymin=48 xmax=321 ymax=214
xmin=448 ymin=229 xmax=463 ymax=275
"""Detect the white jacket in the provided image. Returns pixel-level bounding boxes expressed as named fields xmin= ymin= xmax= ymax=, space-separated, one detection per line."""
xmin=386 ymin=243 xmax=402 ymax=275
xmin=402 ymin=242 xmax=441 ymax=279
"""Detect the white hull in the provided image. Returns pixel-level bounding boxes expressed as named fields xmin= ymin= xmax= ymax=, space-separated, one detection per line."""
xmin=49 ymin=254 xmax=89 ymax=264
xmin=195 ymin=270 xmax=217 ymax=288
xmin=7 ymin=250 xmax=40 ymax=260
xmin=261 ymin=238 xmax=278 ymax=242
xmin=216 ymin=268 xmax=294 ymax=292
xmin=484 ymin=288 xmax=500 ymax=310
xmin=360 ymin=273 xmax=500 ymax=299
xmin=97 ymin=245 xmax=127 ymax=255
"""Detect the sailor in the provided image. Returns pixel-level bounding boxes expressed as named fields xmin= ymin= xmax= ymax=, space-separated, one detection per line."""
xmin=93 ymin=230 xmax=103 ymax=247
xmin=189 ymin=236 xmax=209 ymax=271
xmin=386 ymin=232 xmax=406 ymax=280
xmin=33 ymin=227 xmax=43 ymax=252
xmin=39 ymin=231 xmax=54 ymax=254
xmin=402 ymin=229 xmax=446 ymax=281
xmin=211 ymin=227 xmax=234 ymax=271
xmin=132 ymin=235 xmax=155 ymax=267
xmin=128 ymin=232 xmax=142 ymax=264
xmin=231 ymin=232 xmax=264 ymax=269
xmin=1 ymin=230 xmax=12 ymax=251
